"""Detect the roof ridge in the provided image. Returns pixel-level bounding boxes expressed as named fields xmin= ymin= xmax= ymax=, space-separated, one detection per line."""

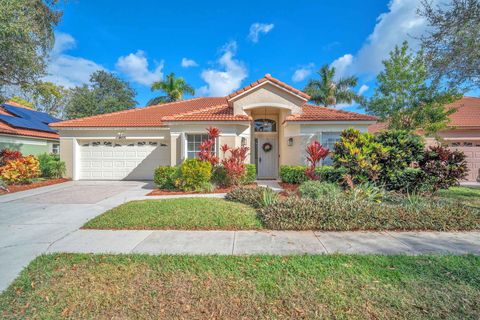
xmin=304 ymin=103 xmax=372 ymax=115
xmin=162 ymin=103 xmax=229 ymax=120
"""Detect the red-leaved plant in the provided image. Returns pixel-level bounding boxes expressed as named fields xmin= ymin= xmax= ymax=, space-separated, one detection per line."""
xmin=198 ymin=127 xmax=220 ymax=166
xmin=305 ymin=140 xmax=329 ymax=180
xmin=221 ymin=144 xmax=249 ymax=186
xmin=0 ymin=149 xmax=23 ymax=166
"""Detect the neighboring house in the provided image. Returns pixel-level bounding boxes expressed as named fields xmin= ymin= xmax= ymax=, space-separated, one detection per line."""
xmin=369 ymin=96 xmax=480 ymax=182
xmin=51 ymin=74 xmax=377 ymax=181
xmin=0 ymin=101 xmax=60 ymax=155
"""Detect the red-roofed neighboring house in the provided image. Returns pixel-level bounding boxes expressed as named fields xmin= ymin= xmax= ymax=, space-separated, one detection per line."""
xmin=51 ymin=74 xmax=377 ymax=181
xmin=0 ymin=101 xmax=60 ymax=156
xmin=368 ymin=96 xmax=480 ymax=182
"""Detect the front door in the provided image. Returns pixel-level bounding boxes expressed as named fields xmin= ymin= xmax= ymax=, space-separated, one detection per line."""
xmin=256 ymin=136 xmax=278 ymax=179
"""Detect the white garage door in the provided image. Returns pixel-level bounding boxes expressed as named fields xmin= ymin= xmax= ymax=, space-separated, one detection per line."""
xmin=79 ymin=140 xmax=169 ymax=180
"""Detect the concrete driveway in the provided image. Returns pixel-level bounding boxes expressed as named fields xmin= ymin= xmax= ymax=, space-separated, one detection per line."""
xmin=0 ymin=180 xmax=152 ymax=292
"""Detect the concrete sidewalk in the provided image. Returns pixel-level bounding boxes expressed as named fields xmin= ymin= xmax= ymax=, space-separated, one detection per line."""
xmin=48 ymin=229 xmax=480 ymax=255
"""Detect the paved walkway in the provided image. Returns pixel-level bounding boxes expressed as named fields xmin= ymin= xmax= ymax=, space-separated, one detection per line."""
xmin=48 ymin=229 xmax=480 ymax=255
xmin=256 ymin=180 xmax=283 ymax=191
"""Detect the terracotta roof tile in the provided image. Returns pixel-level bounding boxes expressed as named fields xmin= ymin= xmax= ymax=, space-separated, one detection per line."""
xmin=286 ymin=104 xmax=378 ymax=122
xmin=51 ymin=97 xmax=228 ymax=127
xmin=445 ymin=96 xmax=480 ymax=127
xmin=227 ymin=74 xmax=311 ymax=100
xmin=163 ymin=104 xmax=251 ymax=122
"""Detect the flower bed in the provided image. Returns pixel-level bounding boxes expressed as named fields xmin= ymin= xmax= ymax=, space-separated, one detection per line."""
xmin=147 ymin=183 xmax=256 ymax=196
xmin=0 ymin=178 xmax=69 ymax=195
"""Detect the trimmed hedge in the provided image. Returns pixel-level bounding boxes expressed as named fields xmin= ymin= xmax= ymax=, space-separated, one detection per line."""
xmin=257 ymin=195 xmax=480 ymax=231
xmin=241 ymin=164 xmax=256 ymax=185
xmin=280 ymin=165 xmax=346 ymax=184
xmin=178 ymin=159 xmax=212 ymax=191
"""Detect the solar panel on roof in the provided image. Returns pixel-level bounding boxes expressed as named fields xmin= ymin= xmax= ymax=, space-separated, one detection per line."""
xmin=0 ymin=104 xmax=59 ymax=133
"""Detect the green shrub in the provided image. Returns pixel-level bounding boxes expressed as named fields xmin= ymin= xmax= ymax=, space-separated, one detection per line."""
xmin=259 ymin=187 xmax=279 ymax=207
xmin=258 ymin=195 xmax=480 ymax=231
xmin=332 ymin=128 xmax=388 ymax=184
xmin=419 ymin=145 xmax=469 ymax=192
xmin=177 ymin=159 xmax=212 ymax=191
xmin=37 ymin=153 xmax=66 ymax=178
xmin=241 ymin=164 xmax=256 ymax=185
xmin=280 ymin=165 xmax=346 ymax=184
xmin=225 ymin=187 xmax=270 ymax=209
xmin=154 ymin=166 xmax=178 ymax=190
xmin=299 ymin=181 xmax=341 ymax=199
xmin=387 ymin=168 xmax=429 ymax=193
xmin=346 ymin=182 xmax=386 ymax=203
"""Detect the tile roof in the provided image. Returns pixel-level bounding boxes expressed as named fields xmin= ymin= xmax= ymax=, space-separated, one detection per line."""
xmin=227 ymin=74 xmax=311 ymax=100
xmin=445 ymin=96 xmax=480 ymax=127
xmin=286 ymin=104 xmax=378 ymax=122
xmin=368 ymin=96 xmax=480 ymax=133
xmin=51 ymin=97 xmax=230 ymax=127
xmin=0 ymin=102 xmax=59 ymax=140
xmin=162 ymin=104 xmax=252 ymax=122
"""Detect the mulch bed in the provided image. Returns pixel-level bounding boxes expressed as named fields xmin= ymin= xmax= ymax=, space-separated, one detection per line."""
xmin=0 ymin=178 xmax=70 ymax=195
xmin=146 ymin=183 xmax=257 ymax=196
xmin=279 ymin=182 xmax=300 ymax=196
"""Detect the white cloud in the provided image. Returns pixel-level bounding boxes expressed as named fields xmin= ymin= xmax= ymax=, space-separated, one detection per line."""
xmin=358 ymin=84 xmax=369 ymax=95
xmin=199 ymin=41 xmax=248 ymax=96
xmin=181 ymin=57 xmax=198 ymax=68
xmin=116 ymin=50 xmax=164 ymax=86
xmin=330 ymin=54 xmax=354 ymax=78
xmin=248 ymin=23 xmax=274 ymax=43
xmin=332 ymin=0 xmax=435 ymax=77
xmin=44 ymin=32 xmax=104 ymax=88
xmin=292 ymin=63 xmax=315 ymax=82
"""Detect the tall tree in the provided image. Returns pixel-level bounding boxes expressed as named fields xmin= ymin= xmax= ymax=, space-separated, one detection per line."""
xmin=0 ymin=0 xmax=62 ymax=101
xmin=64 ymin=71 xmax=137 ymax=119
xmin=363 ymin=41 xmax=461 ymax=135
xmin=148 ymin=72 xmax=195 ymax=105
xmin=303 ymin=65 xmax=362 ymax=107
xmin=419 ymin=0 xmax=480 ymax=89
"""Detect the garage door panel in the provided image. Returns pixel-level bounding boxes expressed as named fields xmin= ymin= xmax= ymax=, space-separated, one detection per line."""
xmin=79 ymin=140 xmax=169 ymax=180
xmin=449 ymin=143 xmax=480 ymax=182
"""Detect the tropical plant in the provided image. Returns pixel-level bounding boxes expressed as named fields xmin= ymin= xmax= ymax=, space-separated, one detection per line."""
xmin=332 ymin=128 xmax=387 ymax=184
xmin=258 ymin=187 xmax=279 ymax=207
xmin=299 ymin=181 xmax=341 ymax=200
xmin=148 ymin=72 xmax=195 ymax=105
xmin=0 ymin=149 xmax=23 ymax=166
xmin=304 ymin=64 xmax=362 ymax=107
xmin=225 ymin=187 xmax=271 ymax=209
xmin=221 ymin=144 xmax=249 ymax=186
xmin=198 ymin=127 xmax=220 ymax=166
xmin=419 ymin=145 xmax=468 ymax=192
xmin=363 ymin=41 xmax=461 ymax=135
xmin=0 ymin=155 xmax=40 ymax=183
xmin=304 ymin=140 xmax=329 ymax=180
xmin=37 ymin=153 xmax=65 ymax=178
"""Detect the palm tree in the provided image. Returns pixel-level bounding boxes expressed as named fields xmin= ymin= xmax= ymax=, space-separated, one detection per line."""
xmin=304 ymin=65 xmax=362 ymax=107
xmin=148 ymin=72 xmax=195 ymax=105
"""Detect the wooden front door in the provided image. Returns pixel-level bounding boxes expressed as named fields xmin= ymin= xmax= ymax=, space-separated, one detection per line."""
xmin=256 ymin=136 xmax=278 ymax=179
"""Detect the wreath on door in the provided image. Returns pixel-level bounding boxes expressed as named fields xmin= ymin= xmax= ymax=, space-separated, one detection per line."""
xmin=262 ymin=142 xmax=273 ymax=152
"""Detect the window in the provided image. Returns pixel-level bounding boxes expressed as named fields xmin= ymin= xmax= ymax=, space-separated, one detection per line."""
xmin=187 ymin=134 xmax=214 ymax=159
xmin=254 ymin=119 xmax=276 ymax=132
xmin=321 ymin=132 xmax=341 ymax=166
xmin=52 ymin=143 xmax=60 ymax=154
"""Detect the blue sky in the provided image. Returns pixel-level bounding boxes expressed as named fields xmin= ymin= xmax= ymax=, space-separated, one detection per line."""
xmin=45 ymin=0 xmax=437 ymax=113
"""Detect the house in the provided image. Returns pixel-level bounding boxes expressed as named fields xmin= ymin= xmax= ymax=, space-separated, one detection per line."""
xmin=50 ymin=74 xmax=377 ymax=181
xmin=369 ymin=96 xmax=480 ymax=182
xmin=0 ymin=101 xmax=60 ymax=155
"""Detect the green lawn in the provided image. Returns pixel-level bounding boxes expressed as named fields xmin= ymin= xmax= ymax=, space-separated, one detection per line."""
xmin=438 ymin=186 xmax=480 ymax=208
xmin=1 ymin=254 xmax=479 ymax=319
xmin=83 ymin=197 xmax=262 ymax=230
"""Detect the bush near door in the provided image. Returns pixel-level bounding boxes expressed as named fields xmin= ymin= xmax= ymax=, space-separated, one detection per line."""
xmin=37 ymin=153 xmax=66 ymax=178
xmin=280 ymin=165 xmax=346 ymax=184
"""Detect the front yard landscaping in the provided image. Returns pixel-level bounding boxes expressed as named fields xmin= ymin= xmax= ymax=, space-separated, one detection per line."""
xmin=438 ymin=186 xmax=480 ymax=208
xmin=83 ymin=197 xmax=262 ymax=230
xmin=1 ymin=254 xmax=479 ymax=319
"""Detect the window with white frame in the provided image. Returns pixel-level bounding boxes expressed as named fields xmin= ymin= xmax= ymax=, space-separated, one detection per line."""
xmin=187 ymin=134 xmax=215 ymax=159
xmin=321 ymin=132 xmax=341 ymax=166
xmin=52 ymin=143 xmax=60 ymax=154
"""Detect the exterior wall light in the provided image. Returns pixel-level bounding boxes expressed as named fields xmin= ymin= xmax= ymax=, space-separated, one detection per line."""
xmin=241 ymin=137 xmax=247 ymax=146
xmin=116 ymin=132 xmax=126 ymax=140
xmin=288 ymin=137 xmax=294 ymax=146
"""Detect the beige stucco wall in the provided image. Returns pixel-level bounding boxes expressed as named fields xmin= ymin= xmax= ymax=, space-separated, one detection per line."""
xmin=59 ymin=138 xmax=73 ymax=178
xmin=231 ymin=83 xmax=304 ymax=116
